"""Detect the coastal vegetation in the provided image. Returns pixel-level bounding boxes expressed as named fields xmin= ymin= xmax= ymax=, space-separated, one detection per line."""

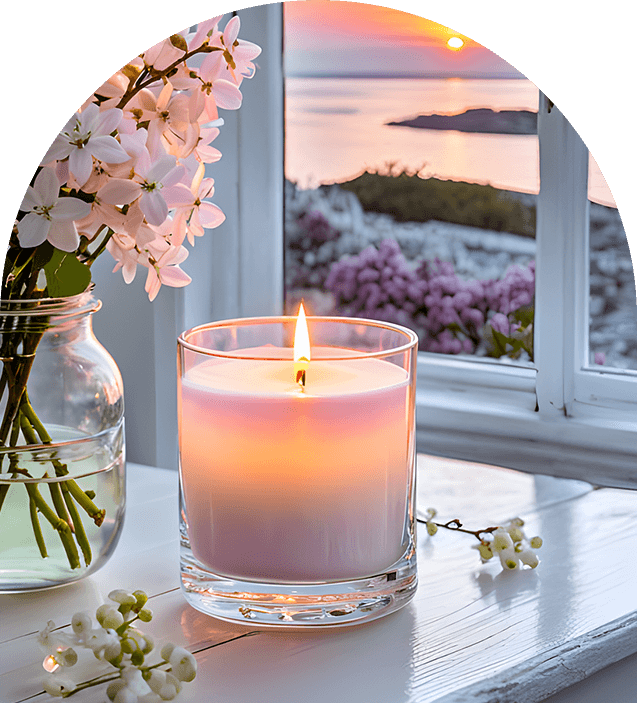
xmin=335 ymin=169 xmax=536 ymax=238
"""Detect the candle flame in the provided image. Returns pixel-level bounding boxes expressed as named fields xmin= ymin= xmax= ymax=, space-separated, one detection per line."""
xmin=293 ymin=303 xmax=310 ymax=389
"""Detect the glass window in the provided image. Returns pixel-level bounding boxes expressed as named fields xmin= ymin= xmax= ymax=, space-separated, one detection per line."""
xmin=284 ymin=2 xmax=538 ymax=365
xmin=588 ymin=154 xmax=637 ymax=371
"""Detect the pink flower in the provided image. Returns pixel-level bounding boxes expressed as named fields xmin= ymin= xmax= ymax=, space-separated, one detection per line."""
xmin=41 ymin=104 xmax=130 ymax=186
xmin=490 ymin=313 xmax=511 ymax=336
xmin=17 ymin=168 xmax=91 ymax=251
xmin=144 ymin=244 xmax=192 ymax=301
xmin=143 ymin=35 xmax=188 ymax=72
xmin=163 ymin=165 xmax=225 ymax=246
xmin=135 ymin=83 xmax=192 ymax=158
xmin=98 ymin=154 xmax=186 ymax=226
xmin=594 ymin=352 xmax=606 ymax=366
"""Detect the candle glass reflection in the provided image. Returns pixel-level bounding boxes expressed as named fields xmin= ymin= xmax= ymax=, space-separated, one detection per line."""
xmin=177 ymin=315 xmax=418 ymax=628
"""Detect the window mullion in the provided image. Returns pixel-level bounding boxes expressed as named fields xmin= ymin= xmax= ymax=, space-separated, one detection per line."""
xmin=237 ymin=3 xmax=285 ymax=318
xmin=535 ymin=94 xmax=589 ymax=418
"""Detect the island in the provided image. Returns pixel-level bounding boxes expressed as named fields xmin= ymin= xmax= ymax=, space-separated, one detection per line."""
xmin=386 ymin=108 xmax=537 ymax=135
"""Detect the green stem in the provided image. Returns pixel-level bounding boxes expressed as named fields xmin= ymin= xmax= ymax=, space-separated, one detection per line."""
xmin=60 ymin=674 xmax=122 ymax=698
xmin=83 ymin=228 xmax=114 ymax=267
xmin=18 ymin=409 xmax=97 ymax=568
xmin=61 ymin=483 xmax=92 ymax=566
xmin=0 ymin=484 xmax=9 ymax=513
xmin=21 ymin=396 xmax=104 ymax=525
xmin=60 ymin=663 xmax=173 ymax=697
xmin=28 ymin=491 xmax=48 ymax=558
xmin=24 ymin=482 xmax=80 ymax=569
xmin=66 ymin=481 xmax=105 ymax=527
xmin=48 ymin=481 xmax=73 ymax=533
xmin=0 ymin=408 xmax=23 ymax=512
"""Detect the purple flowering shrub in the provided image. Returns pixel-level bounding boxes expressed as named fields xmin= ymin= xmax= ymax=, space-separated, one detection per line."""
xmin=324 ymin=239 xmax=425 ymax=329
xmin=289 ymin=210 xmax=339 ymax=250
xmin=325 ymin=239 xmax=535 ymax=360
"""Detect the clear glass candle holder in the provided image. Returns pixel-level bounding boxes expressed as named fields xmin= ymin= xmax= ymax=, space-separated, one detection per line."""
xmin=177 ymin=315 xmax=418 ymax=628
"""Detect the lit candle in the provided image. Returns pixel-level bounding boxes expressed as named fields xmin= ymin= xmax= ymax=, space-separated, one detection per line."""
xmin=178 ymin=310 xmax=414 ymax=584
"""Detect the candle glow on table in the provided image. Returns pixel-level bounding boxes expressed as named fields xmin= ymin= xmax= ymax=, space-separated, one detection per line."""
xmin=178 ymin=310 xmax=413 ymax=584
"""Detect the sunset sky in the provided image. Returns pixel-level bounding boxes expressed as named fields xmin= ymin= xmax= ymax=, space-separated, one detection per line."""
xmin=284 ymin=1 xmax=524 ymax=78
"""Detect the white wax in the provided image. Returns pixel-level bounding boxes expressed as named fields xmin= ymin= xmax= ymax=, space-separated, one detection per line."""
xmin=178 ymin=346 xmax=412 ymax=583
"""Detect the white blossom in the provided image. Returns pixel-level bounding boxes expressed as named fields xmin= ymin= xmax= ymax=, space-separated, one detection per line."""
xmin=17 ymin=168 xmax=90 ymax=251
xmin=41 ymin=104 xmax=130 ymax=186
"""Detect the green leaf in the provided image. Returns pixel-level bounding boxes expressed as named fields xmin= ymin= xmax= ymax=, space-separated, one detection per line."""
xmin=491 ymin=328 xmax=510 ymax=356
xmin=33 ymin=241 xmax=55 ymax=270
xmin=43 ymin=249 xmax=91 ymax=297
xmin=512 ymin=304 xmax=534 ymax=328
xmin=446 ymin=322 xmax=463 ymax=335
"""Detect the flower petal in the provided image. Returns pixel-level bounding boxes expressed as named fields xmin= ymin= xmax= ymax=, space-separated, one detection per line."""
xmin=47 ymin=220 xmax=80 ymax=252
xmin=212 ymin=80 xmax=243 ymax=110
xmin=223 ymin=16 xmax=240 ymax=47
xmin=98 ymin=179 xmax=142 ymax=205
xmin=162 ymin=184 xmax=194 ymax=207
xmin=50 ymin=197 xmax=92 ymax=221
xmin=41 ymin=134 xmax=73 ymax=165
xmin=20 ymin=185 xmax=41 ymax=212
xmin=33 ymin=167 xmax=61 ymax=207
xmin=141 ymin=191 xmax=168 ymax=226
xmin=144 ymin=266 xmax=161 ymax=301
xmin=161 ymin=164 xmax=186 ymax=189
xmin=89 ymin=135 xmax=130 ymax=164
xmin=146 ymin=156 xmax=177 ymax=184
xmin=94 ymin=108 xmax=123 ymax=137
xmin=69 ymin=148 xmax=94 ymax=187
xmin=16 ymin=213 xmax=51 ymax=248
xmin=160 ymin=265 xmax=191 ymax=288
xmin=197 ymin=202 xmax=225 ymax=229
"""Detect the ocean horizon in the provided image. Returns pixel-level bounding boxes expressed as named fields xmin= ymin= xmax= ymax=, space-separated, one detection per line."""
xmin=285 ymin=76 xmax=614 ymax=207
xmin=285 ymin=72 xmax=527 ymax=80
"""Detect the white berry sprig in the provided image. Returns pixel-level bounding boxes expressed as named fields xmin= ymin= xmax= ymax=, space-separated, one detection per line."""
xmin=38 ymin=589 xmax=197 ymax=701
xmin=420 ymin=509 xmax=543 ymax=571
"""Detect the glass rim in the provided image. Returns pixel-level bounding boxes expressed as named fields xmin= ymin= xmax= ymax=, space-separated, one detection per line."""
xmin=0 ymin=287 xmax=100 ymax=317
xmin=178 ymin=315 xmax=419 ymax=361
xmin=0 ymin=421 xmax=122 ymax=457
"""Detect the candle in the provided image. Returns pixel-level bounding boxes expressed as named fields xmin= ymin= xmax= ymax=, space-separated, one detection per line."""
xmin=179 ymin=346 xmax=411 ymax=583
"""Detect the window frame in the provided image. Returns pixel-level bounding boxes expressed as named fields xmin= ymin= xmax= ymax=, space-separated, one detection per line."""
xmin=416 ymin=94 xmax=637 ymax=488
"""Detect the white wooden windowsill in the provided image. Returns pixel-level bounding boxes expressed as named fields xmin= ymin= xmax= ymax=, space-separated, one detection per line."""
xmin=3 ymin=458 xmax=637 ymax=703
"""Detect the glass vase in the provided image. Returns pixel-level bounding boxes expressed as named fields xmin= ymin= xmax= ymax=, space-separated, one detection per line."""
xmin=178 ymin=315 xmax=418 ymax=627
xmin=0 ymin=290 xmax=125 ymax=591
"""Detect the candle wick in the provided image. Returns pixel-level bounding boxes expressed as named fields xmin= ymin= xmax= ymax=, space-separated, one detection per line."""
xmin=295 ymin=356 xmax=309 ymax=390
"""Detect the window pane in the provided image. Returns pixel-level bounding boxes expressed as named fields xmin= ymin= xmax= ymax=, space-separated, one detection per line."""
xmin=284 ymin=2 xmax=537 ymax=365
xmin=588 ymin=155 xmax=637 ymax=371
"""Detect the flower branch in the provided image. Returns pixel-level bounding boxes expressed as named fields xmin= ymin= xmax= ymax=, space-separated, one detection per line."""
xmin=2 ymin=14 xmax=261 ymax=570
xmin=418 ymin=508 xmax=543 ymax=571
xmin=38 ymin=589 xmax=198 ymax=701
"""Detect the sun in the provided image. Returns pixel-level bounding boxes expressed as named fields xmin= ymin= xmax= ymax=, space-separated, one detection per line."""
xmin=446 ymin=37 xmax=465 ymax=51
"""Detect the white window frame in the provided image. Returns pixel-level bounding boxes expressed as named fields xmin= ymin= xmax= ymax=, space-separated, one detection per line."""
xmin=417 ymin=94 xmax=637 ymax=488
xmin=96 ymin=4 xmax=637 ymax=482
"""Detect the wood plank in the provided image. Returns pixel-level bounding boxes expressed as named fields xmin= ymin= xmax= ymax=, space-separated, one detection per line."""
xmin=0 ymin=589 xmax=251 ymax=701
xmin=3 ymin=459 xmax=637 ymax=703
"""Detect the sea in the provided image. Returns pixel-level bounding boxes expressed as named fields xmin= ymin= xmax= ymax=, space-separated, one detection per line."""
xmin=285 ymin=76 xmax=615 ymax=208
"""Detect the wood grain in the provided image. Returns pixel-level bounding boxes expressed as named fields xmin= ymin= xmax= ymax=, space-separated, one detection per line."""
xmin=2 ymin=459 xmax=637 ymax=703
